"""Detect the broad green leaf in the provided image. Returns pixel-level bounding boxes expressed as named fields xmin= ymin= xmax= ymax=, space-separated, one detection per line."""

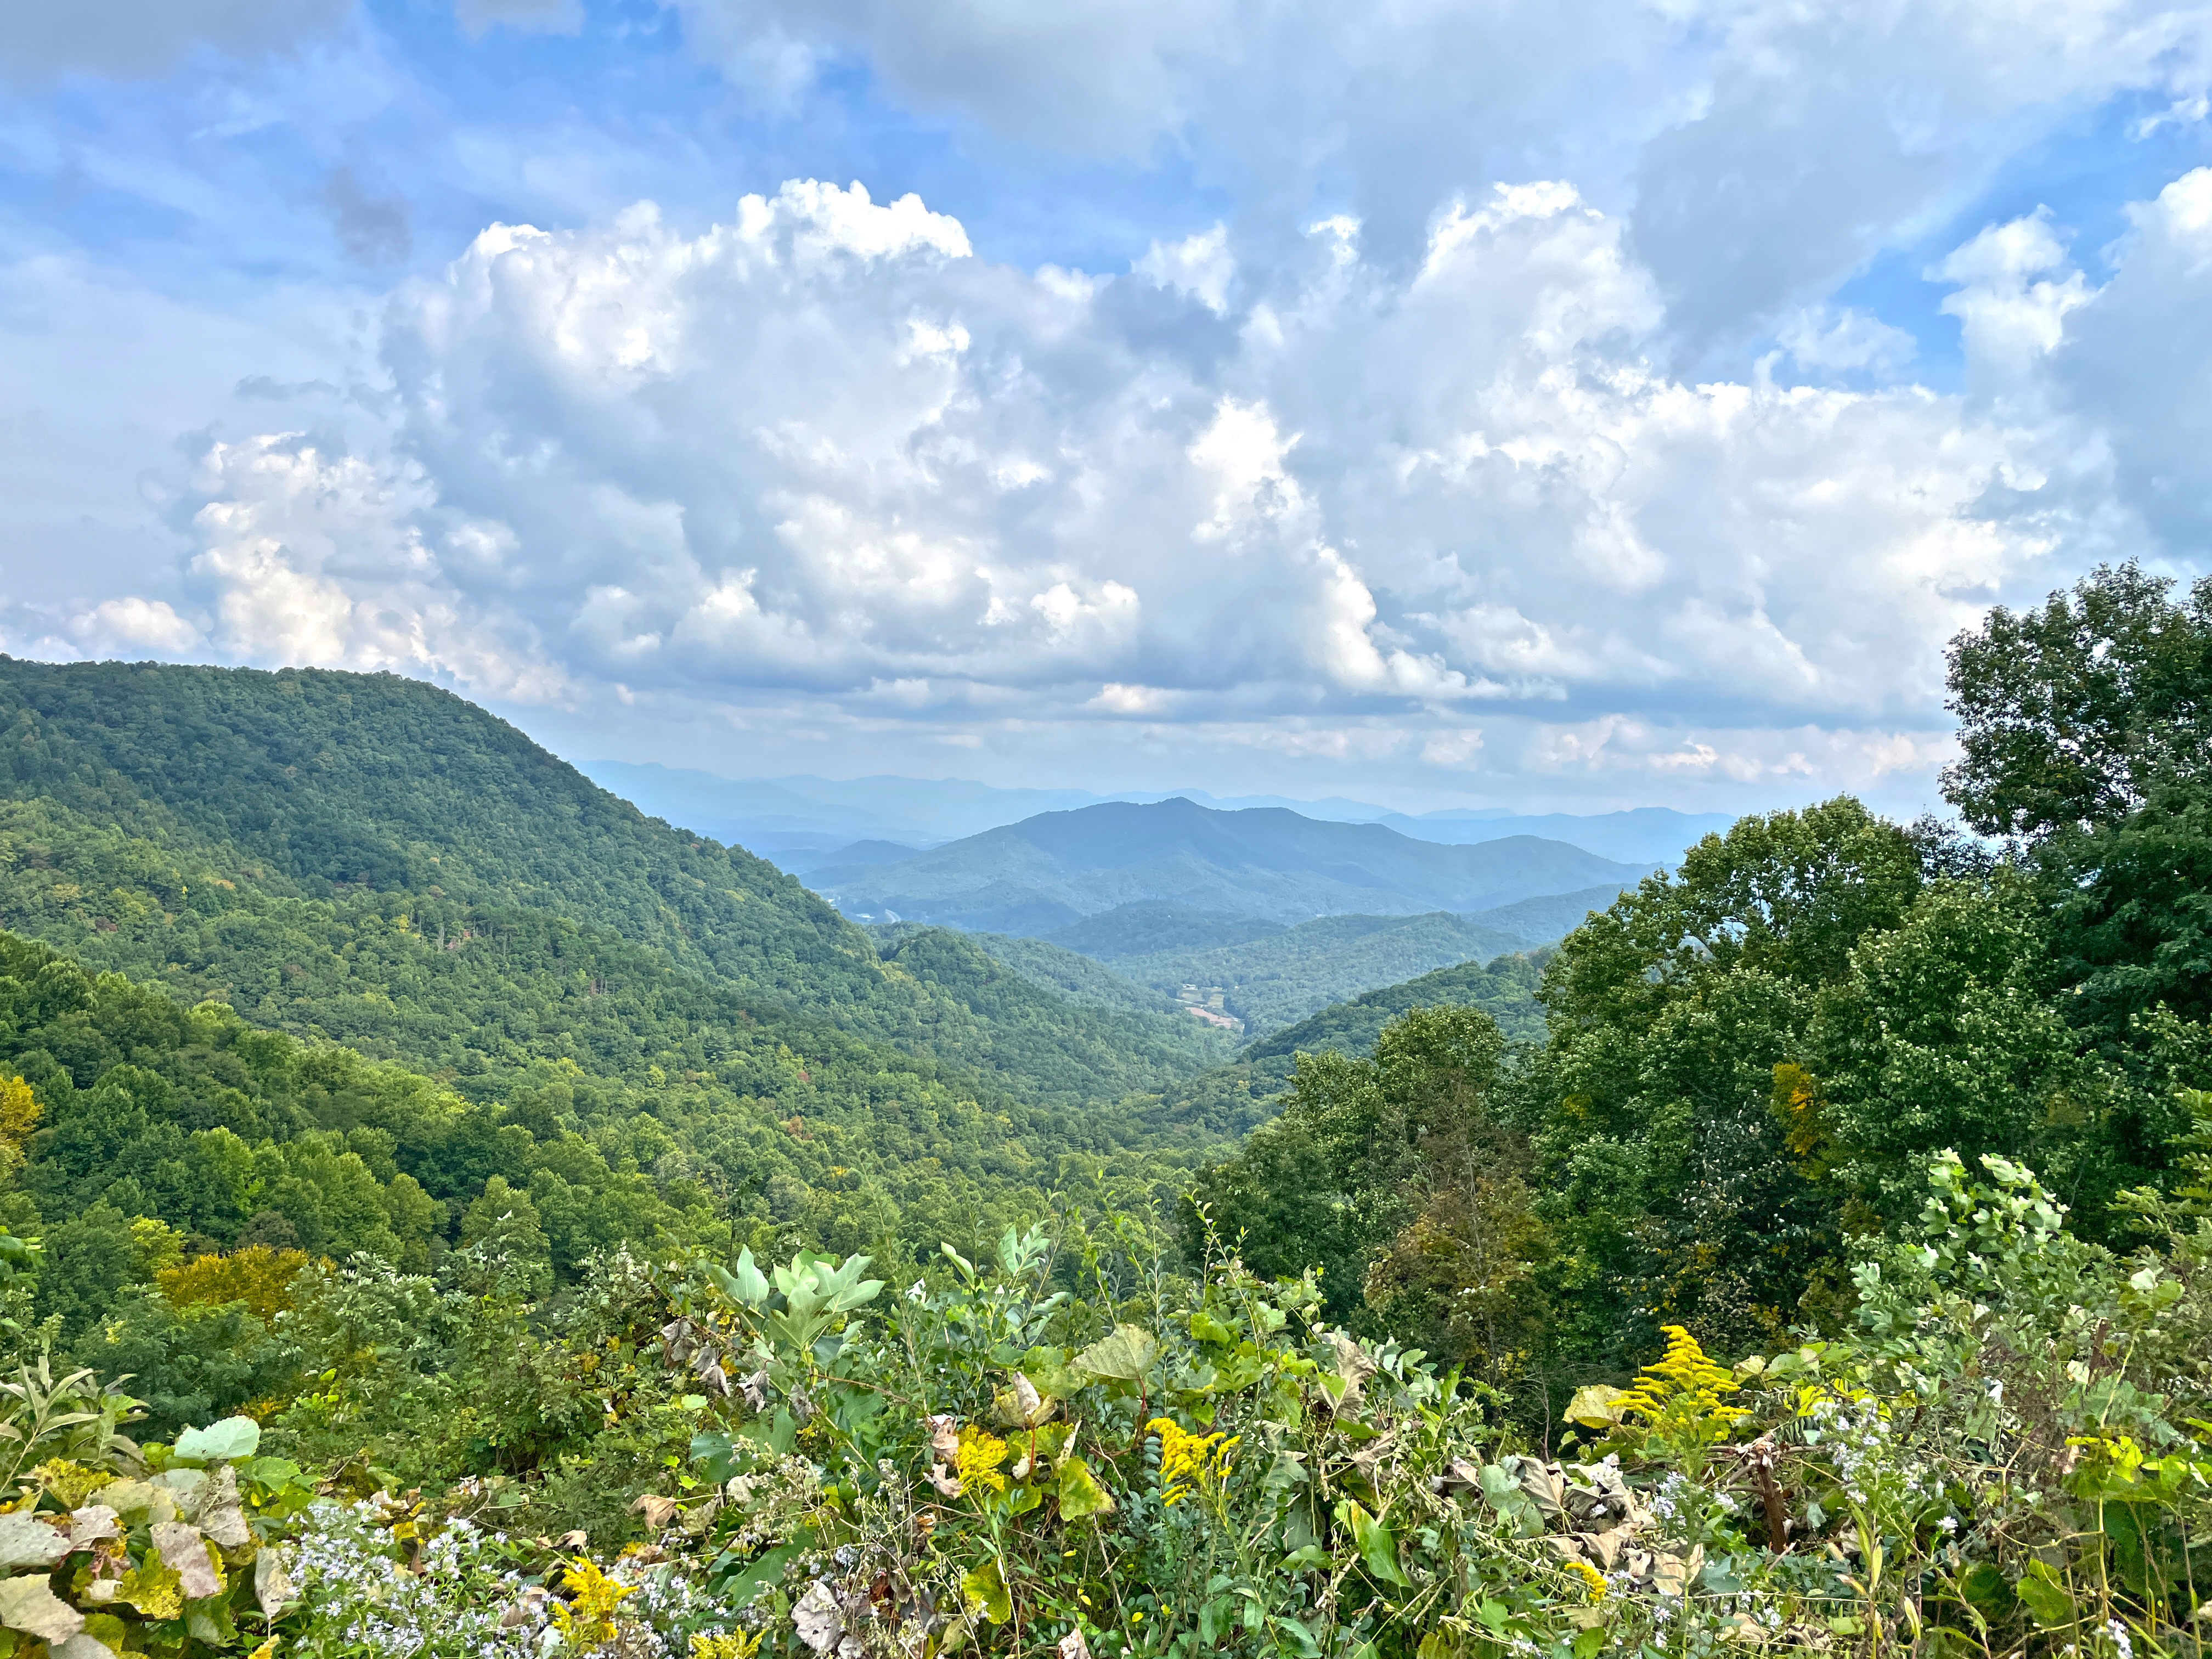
xmin=1073 ymin=1324 xmax=1158 ymax=1383
xmin=718 ymin=1543 xmax=800 ymax=1611
xmin=1958 ymin=1561 xmax=2015 ymax=1620
xmin=2015 ymin=1560 xmax=2073 ymax=1628
xmin=1335 ymin=1499 xmax=1411 ymax=1588
xmin=1189 ymin=1310 xmax=1237 ymax=1344
xmin=172 ymin=1416 xmax=259 ymax=1463
xmin=690 ymin=1431 xmax=743 ymax=1485
xmin=1057 ymin=1455 xmax=1115 ymax=1521
xmin=707 ymin=1248 xmax=771 ymax=1310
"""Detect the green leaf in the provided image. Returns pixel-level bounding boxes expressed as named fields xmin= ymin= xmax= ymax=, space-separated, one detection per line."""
xmin=1958 ymin=1561 xmax=2016 ymax=1621
xmin=2015 ymin=1561 xmax=2073 ymax=1628
xmin=690 ymin=1431 xmax=743 ymax=1485
xmin=1334 ymin=1499 xmax=1411 ymax=1588
xmin=1058 ymin=1455 xmax=1116 ymax=1521
xmin=172 ymin=1416 xmax=259 ymax=1463
xmin=960 ymin=1560 xmax=1012 ymax=1624
xmin=1189 ymin=1311 xmax=1236 ymax=1344
xmin=708 ymin=1248 xmax=771 ymax=1310
xmin=715 ymin=1543 xmax=799 ymax=1611
xmin=1073 ymin=1324 xmax=1158 ymax=1383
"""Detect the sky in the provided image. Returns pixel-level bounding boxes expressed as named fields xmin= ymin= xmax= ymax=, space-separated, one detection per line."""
xmin=3 ymin=0 xmax=2210 ymax=817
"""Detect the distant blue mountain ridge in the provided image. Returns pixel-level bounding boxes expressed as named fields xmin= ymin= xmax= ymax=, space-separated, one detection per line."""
xmin=578 ymin=760 xmax=1734 ymax=868
xmin=805 ymin=797 xmax=1654 ymax=935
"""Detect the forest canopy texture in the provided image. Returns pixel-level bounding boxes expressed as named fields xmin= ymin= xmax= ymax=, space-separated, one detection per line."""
xmin=0 ymin=566 xmax=2208 ymax=1659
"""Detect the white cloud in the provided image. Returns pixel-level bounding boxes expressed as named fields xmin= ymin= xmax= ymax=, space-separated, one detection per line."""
xmin=69 ymin=597 xmax=201 ymax=654
xmin=1934 ymin=210 xmax=2091 ymax=386
xmin=114 ymin=165 xmax=2126 ymax=815
xmin=1136 ymin=225 xmax=1235 ymax=314
xmin=1777 ymin=307 xmax=1918 ymax=381
xmin=2044 ymin=167 xmax=2212 ymax=550
xmin=667 ymin=0 xmax=2212 ymax=346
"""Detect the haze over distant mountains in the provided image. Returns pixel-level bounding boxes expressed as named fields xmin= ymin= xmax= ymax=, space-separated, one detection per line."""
xmin=580 ymin=760 xmax=1732 ymax=867
xmin=808 ymin=797 xmax=1652 ymax=935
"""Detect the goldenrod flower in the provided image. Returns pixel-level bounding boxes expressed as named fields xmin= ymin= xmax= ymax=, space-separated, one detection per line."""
xmin=552 ymin=1558 xmax=636 ymax=1647
xmin=1146 ymin=1417 xmax=1238 ymax=1505
xmin=956 ymin=1423 xmax=1011 ymax=1494
xmin=1615 ymin=1325 xmax=1746 ymax=1440
xmin=1566 ymin=1560 xmax=1607 ymax=1601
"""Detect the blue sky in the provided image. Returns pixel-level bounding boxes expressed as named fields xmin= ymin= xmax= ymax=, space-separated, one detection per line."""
xmin=4 ymin=0 xmax=2210 ymax=815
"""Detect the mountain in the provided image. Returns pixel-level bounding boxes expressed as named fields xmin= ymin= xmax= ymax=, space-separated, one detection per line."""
xmin=1039 ymin=902 xmax=1289 ymax=961
xmin=1241 ymin=953 xmax=1548 ymax=1059
xmin=1454 ymin=884 xmax=1636 ymax=949
xmin=0 ymin=660 xmax=1246 ymax=1263
xmin=816 ymin=797 xmax=1652 ymax=932
xmin=1144 ymin=950 xmax=1548 ymax=1142
xmin=1105 ymin=911 xmax=1531 ymax=1035
xmin=778 ymin=839 xmax=926 ymax=878
xmin=1377 ymin=806 xmax=1733 ymax=866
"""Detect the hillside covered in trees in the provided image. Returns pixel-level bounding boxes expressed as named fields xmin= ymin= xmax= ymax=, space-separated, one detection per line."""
xmin=0 ymin=565 xmax=2207 ymax=1659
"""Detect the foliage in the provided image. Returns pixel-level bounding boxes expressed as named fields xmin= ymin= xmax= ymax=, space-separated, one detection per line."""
xmin=1943 ymin=561 xmax=2212 ymax=841
xmin=1107 ymin=914 xmax=1537 ymax=1036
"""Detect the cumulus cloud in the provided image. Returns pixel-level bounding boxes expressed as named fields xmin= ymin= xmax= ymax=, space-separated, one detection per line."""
xmin=665 ymin=0 xmax=2212 ymax=343
xmin=2046 ymin=168 xmax=2212 ymax=550
xmin=110 ymin=164 xmax=2161 ymax=806
xmin=70 ymin=597 xmax=201 ymax=655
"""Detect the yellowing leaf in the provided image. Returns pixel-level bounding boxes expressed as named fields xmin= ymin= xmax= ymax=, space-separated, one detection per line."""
xmin=960 ymin=1560 xmax=1012 ymax=1624
xmin=1072 ymin=1325 xmax=1158 ymax=1384
xmin=1057 ymin=1455 xmax=1115 ymax=1521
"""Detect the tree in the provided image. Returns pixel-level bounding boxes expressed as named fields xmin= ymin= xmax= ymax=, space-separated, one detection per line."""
xmin=1943 ymin=562 xmax=2212 ymax=841
xmin=1526 ymin=799 xmax=1924 ymax=1369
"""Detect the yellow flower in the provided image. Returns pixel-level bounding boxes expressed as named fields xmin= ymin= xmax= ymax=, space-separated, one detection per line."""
xmin=1145 ymin=1418 xmax=1238 ymax=1506
xmin=955 ymin=1424 xmax=1011 ymax=1495
xmin=691 ymin=1631 xmax=763 ymax=1659
xmin=1614 ymin=1325 xmax=1745 ymax=1440
xmin=1566 ymin=1560 xmax=1607 ymax=1602
xmin=552 ymin=1558 xmax=636 ymax=1647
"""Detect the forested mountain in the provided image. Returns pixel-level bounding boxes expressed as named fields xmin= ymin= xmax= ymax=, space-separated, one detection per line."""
xmin=817 ymin=796 xmax=1649 ymax=932
xmin=2 ymin=570 xmax=2210 ymax=1659
xmin=0 ymin=661 xmax=1263 ymax=1319
xmin=1105 ymin=911 xmax=1530 ymax=1032
xmin=0 ymin=661 xmax=1232 ymax=1097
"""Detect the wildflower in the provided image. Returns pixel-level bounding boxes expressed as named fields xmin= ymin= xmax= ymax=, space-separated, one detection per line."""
xmin=1145 ymin=1418 xmax=1238 ymax=1506
xmin=552 ymin=1558 xmax=636 ymax=1647
xmin=1566 ymin=1560 xmax=1607 ymax=1601
xmin=1615 ymin=1325 xmax=1746 ymax=1438
xmin=955 ymin=1424 xmax=1011 ymax=1494
xmin=2108 ymin=1620 xmax=2133 ymax=1659
xmin=692 ymin=1632 xmax=763 ymax=1659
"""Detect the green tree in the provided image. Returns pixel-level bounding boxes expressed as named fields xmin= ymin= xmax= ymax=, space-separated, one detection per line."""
xmin=1943 ymin=561 xmax=2212 ymax=840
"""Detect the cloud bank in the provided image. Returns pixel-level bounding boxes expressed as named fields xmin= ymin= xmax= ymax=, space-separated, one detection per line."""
xmin=20 ymin=156 xmax=2193 ymax=806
